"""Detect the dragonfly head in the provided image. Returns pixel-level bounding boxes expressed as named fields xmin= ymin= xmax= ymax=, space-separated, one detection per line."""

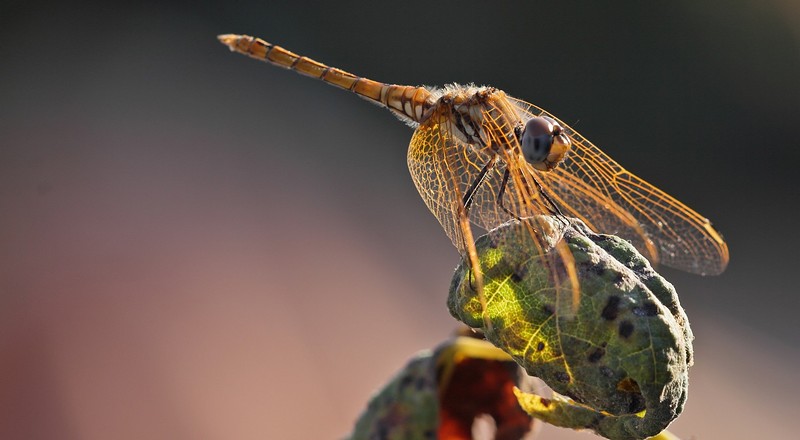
xmin=519 ymin=116 xmax=571 ymax=171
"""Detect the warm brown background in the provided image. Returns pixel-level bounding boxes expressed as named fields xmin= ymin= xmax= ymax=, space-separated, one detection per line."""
xmin=1 ymin=1 xmax=798 ymax=439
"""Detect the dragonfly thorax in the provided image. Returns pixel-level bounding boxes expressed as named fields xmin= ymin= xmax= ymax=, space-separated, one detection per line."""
xmin=437 ymin=86 xmax=516 ymax=147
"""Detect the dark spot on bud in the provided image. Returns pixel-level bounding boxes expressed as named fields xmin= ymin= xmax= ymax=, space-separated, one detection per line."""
xmin=589 ymin=264 xmax=607 ymax=276
xmin=424 ymin=429 xmax=436 ymax=439
xmin=511 ymin=264 xmax=528 ymax=282
xmin=613 ymin=273 xmax=624 ymax=284
xmin=633 ymin=301 xmax=659 ymax=317
xmin=601 ymin=296 xmax=621 ymax=321
xmin=596 ymin=235 xmax=612 ymax=243
xmin=628 ymin=393 xmax=646 ymax=413
xmin=555 ymin=372 xmax=571 ymax=383
xmin=415 ymin=377 xmax=428 ymax=390
xmin=378 ymin=426 xmax=389 ymax=438
xmin=542 ymin=304 xmax=555 ymax=316
xmin=618 ymin=320 xmax=634 ymax=339
xmin=400 ymin=374 xmax=415 ymax=389
xmin=588 ymin=347 xmax=606 ymax=363
xmin=536 ymin=341 xmax=545 ymax=352
xmin=600 ymin=366 xmax=615 ymax=378
xmin=617 ymin=378 xmax=646 ymax=413
xmin=539 ymin=397 xmax=551 ymax=408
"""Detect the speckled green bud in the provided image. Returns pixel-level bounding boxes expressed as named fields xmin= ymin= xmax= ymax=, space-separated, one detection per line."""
xmin=348 ymin=347 xmax=439 ymax=440
xmin=448 ymin=217 xmax=693 ymax=440
xmin=347 ymin=336 xmax=534 ymax=440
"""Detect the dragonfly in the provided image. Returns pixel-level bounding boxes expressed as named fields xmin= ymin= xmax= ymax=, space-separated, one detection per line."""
xmin=218 ymin=34 xmax=729 ymax=327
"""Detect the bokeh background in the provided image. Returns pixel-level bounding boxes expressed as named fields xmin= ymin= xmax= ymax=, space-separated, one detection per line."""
xmin=2 ymin=1 xmax=798 ymax=439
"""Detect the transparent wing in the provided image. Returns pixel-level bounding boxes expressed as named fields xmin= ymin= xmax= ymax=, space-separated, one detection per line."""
xmin=508 ymin=97 xmax=729 ymax=275
xmin=407 ymin=110 xmax=490 ymax=253
xmin=407 ymin=105 xmax=581 ymax=315
xmin=407 ymin=106 xmax=558 ymax=252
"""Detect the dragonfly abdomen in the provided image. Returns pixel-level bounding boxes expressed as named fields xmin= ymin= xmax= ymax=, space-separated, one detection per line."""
xmin=218 ymin=34 xmax=433 ymax=124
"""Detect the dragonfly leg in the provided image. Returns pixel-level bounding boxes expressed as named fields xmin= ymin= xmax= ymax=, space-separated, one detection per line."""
xmin=497 ymin=165 xmax=565 ymax=224
xmin=518 ymin=170 xmax=571 ymax=228
xmin=462 ymin=155 xmax=498 ymax=211
xmin=533 ymin=176 xmax=565 ymax=218
xmin=496 ymin=168 xmax=521 ymax=220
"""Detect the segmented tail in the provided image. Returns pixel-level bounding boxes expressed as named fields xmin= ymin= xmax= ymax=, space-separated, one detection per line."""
xmin=218 ymin=34 xmax=434 ymax=124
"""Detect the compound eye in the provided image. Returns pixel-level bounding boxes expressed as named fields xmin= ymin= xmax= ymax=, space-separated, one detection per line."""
xmin=520 ymin=117 xmax=556 ymax=165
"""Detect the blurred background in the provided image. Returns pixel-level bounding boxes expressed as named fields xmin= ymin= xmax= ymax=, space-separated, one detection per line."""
xmin=1 ymin=0 xmax=798 ymax=439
